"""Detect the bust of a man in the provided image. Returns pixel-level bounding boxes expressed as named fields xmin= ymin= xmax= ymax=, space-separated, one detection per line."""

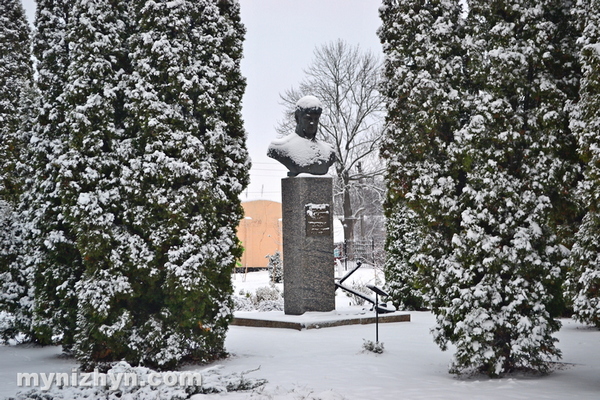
xmin=267 ymin=96 xmax=336 ymax=177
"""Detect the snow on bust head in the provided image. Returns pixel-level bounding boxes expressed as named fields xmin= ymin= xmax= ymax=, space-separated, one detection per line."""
xmin=295 ymin=95 xmax=323 ymax=111
xmin=294 ymin=96 xmax=323 ymax=141
xmin=267 ymin=95 xmax=336 ymax=177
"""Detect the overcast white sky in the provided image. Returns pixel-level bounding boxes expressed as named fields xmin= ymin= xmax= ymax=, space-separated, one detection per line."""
xmin=21 ymin=0 xmax=384 ymax=203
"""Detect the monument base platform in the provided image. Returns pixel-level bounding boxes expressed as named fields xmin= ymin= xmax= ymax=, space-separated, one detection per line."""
xmin=232 ymin=308 xmax=410 ymax=331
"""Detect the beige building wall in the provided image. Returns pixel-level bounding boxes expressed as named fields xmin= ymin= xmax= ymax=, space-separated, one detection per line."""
xmin=238 ymin=200 xmax=282 ymax=269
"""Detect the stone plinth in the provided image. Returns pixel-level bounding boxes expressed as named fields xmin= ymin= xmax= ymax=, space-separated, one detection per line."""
xmin=282 ymin=176 xmax=335 ymax=315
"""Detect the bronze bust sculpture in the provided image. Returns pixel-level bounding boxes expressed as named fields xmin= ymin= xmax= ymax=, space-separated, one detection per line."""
xmin=267 ymin=96 xmax=336 ymax=177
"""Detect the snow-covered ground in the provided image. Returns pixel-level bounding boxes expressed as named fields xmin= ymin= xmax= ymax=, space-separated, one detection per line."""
xmin=1 ymin=267 xmax=599 ymax=399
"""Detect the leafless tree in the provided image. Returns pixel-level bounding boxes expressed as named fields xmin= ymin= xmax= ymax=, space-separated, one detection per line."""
xmin=276 ymin=39 xmax=386 ymax=242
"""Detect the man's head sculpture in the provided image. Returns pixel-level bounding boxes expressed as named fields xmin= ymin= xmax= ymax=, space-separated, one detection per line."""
xmin=267 ymin=95 xmax=336 ymax=177
xmin=294 ymin=96 xmax=323 ymax=140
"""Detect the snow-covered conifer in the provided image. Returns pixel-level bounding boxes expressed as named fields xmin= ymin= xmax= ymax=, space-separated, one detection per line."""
xmin=26 ymin=0 xmax=82 ymax=346
xmin=567 ymin=0 xmax=600 ymax=328
xmin=431 ymin=0 xmax=580 ymax=376
xmin=384 ymin=203 xmax=427 ymax=310
xmin=378 ymin=0 xmax=465 ymax=310
xmin=0 ymin=0 xmax=36 ymax=342
xmin=56 ymin=0 xmax=134 ymax=361
xmin=381 ymin=0 xmax=581 ymax=376
xmin=267 ymin=251 xmax=283 ymax=283
xmin=0 ymin=0 xmax=32 ymax=204
xmin=73 ymin=0 xmax=249 ymax=369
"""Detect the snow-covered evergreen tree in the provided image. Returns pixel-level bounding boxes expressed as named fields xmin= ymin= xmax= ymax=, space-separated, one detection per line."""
xmin=267 ymin=251 xmax=283 ymax=283
xmin=567 ymin=0 xmax=600 ymax=328
xmin=0 ymin=201 xmax=24 ymax=342
xmin=378 ymin=0 xmax=465 ymax=311
xmin=72 ymin=0 xmax=249 ymax=369
xmin=433 ymin=0 xmax=579 ymax=376
xmin=25 ymin=0 xmax=82 ymax=347
xmin=0 ymin=0 xmax=32 ymax=204
xmin=57 ymin=0 xmax=135 ymax=363
xmin=381 ymin=0 xmax=581 ymax=376
xmin=0 ymin=0 xmax=36 ymax=342
xmin=384 ymin=203 xmax=428 ymax=310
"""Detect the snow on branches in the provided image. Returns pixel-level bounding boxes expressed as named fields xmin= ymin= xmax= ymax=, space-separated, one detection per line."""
xmin=381 ymin=0 xmax=581 ymax=376
xmin=23 ymin=0 xmax=249 ymax=369
xmin=566 ymin=0 xmax=600 ymax=328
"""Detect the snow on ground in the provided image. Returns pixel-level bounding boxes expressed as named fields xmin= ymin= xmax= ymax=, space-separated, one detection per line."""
xmin=1 ymin=267 xmax=599 ymax=399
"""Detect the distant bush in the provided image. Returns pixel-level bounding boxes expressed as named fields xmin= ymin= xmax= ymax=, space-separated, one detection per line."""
xmin=266 ymin=251 xmax=283 ymax=283
xmin=254 ymin=286 xmax=282 ymax=304
xmin=232 ymin=293 xmax=254 ymax=311
xmin=233 ymin=286 xmax=283 ymax=312
xmin=348 ymin=281 xmax=369 ymax=306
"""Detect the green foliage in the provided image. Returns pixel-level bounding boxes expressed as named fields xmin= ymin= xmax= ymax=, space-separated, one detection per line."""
xmin=62 ymin=0 xmax=249 ymax=370
xmin=0 ymin=0 xmax=37 ymax=343
xmin=19 ymin=0 xmax=84 ymax=349
xmin=380 ymin=0 xmax=581 ymax=377
xmin=379 ymin=0 xmax=464 ymax=314
xmin=384 ymin=204 xmax=428 ymax=311
xmin=0 ymin=0 xmax=33 ymax=203
xmin=566 ymin=0 xmax=600 ymax=328
xmin=14 ymin=0 xmax=249 ymax=368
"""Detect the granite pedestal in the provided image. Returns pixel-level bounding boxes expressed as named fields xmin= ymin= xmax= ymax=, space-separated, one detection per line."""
xmin=282 ymin=176 xmax=335 ymax=315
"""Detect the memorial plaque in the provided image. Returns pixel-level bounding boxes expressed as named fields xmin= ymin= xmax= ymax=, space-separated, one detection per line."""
xmin=305 ymin=203 xmax=331 ymax=237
